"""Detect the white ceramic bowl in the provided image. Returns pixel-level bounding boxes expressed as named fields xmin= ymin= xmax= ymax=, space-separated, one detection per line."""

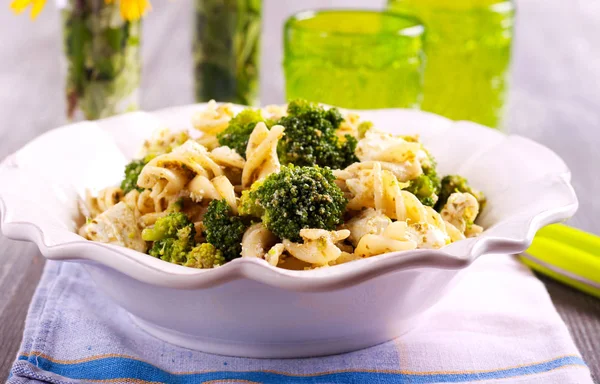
xmin=0 ymin=105 xmax=577 ymax=358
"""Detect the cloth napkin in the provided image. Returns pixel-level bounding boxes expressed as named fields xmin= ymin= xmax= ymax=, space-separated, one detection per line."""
xmin=8 ymin=255 xmax=593 ymax=384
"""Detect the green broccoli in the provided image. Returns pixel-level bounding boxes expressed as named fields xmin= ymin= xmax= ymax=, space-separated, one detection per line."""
xmin=276 ymin=99 xmax=358 ymax=169
xmin=120 ymin=159 xmax=146 ymax=194
xmin=203 ymin=199 xmax=249 ymax=261
xmin=405 ymin=152 xmax=441 ymax=207
xmin=142 ymin=212 xmax=194 ymax=241
xmin=239 ymin=165 xmax=347 ymax=242
xmin=238 ymin=181 xmax=265 ymax=218
xmin=435 ymin=175 xmax=487 ymax=214
xmin=405 ymin=174 xmax=440 ymax=207
xmin=216 ymin=108 xmax=270 ymax=159
xmin=143 ymin=212 xmax=196 ymax=264
xmin=167 ymin=198 xmax=184 ymax=213
xmin=185 ymin=243 xmax=226 ymax=269
xmin=338 ymin=135 xmax=359 ymax=167
xmin=148 ymin=235 xmax=191 ymax=264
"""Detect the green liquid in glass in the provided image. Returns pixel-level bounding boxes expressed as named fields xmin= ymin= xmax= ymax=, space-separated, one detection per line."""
xmin=388 ymin=0 xmax=514 ymax=128
xmin=284 ymin=10 xmax=425 ymax=110
xmin=194 ymin=0 xmax=262 ymax=106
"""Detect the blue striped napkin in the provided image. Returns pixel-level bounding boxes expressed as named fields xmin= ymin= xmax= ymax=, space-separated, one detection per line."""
xmin=8 ymin=256 xmax=593 ymax=384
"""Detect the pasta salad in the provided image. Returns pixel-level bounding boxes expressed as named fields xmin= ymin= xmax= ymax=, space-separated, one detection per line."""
xmin=78 ymin=100 xmax=486 ymax=270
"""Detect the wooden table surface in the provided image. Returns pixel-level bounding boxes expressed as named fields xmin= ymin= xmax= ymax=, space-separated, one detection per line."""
xmin=1 ymin=0 xmax=599 ymax=382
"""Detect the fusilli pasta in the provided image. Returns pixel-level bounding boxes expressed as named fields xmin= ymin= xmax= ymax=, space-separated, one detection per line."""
xmin=355 ymin=221 xmax=417 ymax=257
xmin=79 ymin=202 xmax=147 ymax=253
xmin=355 ymin=129 xmax=431 ymax=181
xmin=241 ymin=223 xmax=278 ymax=259
xmin=78 ymin=101 xmax=487 ymax=271
xmin=282 ymin=229 xmax=350 ymax=266
xmin=191 ymin=100 xmax=235 ymax=135
xmin=85 ymin=186 xmax=123 ymax=218
xmin=241 ymin=123 xmax=285 ymax=188
xmin=188 ymin=175 xmax=237 ymax=214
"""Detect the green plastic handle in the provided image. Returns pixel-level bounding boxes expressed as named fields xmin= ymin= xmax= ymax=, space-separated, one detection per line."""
xmin=520 ymin=224 xmax=600 ymax=299
xmin=534 ymin=223 xmax=600 ymax=257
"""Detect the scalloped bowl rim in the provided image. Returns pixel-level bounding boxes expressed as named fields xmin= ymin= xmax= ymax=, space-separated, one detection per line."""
xmin=0 ymin=104 xmax=579 ymax=292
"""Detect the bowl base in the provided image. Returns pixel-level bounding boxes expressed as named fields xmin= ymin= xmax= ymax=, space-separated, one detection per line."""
xmin=129 ymin=314 xmax=421 ymax=358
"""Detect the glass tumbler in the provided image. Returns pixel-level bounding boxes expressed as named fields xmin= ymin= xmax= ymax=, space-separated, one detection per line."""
xmin=388 ymin=0 xmax=515 ymax=128
xmin=61 ymin=0 xmax=142 ymax=121
xmin=194 ymin=0 xmax=262 ymax=106
xmin=284 ymin=10 xmax=425 ymax=110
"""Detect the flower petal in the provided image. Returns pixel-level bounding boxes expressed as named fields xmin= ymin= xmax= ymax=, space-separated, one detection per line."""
xmin=120 ymin=0 xmax=151 ymax=21
xmin=30 ymin=0 xmax=46 ymax=19
xmin=10 ymin=0 xmax=33 ymax=15
xmin=9 ymin=0 xmax=46 ymax=19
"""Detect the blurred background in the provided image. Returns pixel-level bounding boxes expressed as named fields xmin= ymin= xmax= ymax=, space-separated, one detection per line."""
xmin=1 ymin=0 xmax=599 ymax=233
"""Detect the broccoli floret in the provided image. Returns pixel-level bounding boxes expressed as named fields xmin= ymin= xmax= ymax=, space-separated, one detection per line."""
xmin=216 ymin=108 xmax=269 ymax=159
xmin=241 ymin=165 xmax=347 ymax=242
xmin=238 ymin=182 xmax=265 ymax=218
xmin=148 ymin=225 xmax=196 ymax=264
xmin=276 ymin=99 xmax=358 ymax=169
xmin=203 ymin=199 xmax=249 ymax=261
xmin=142 ymin=212 xmax=195 ymax=242
xmin=148 ymin=234 xmax=192 ymax=264
xmin=339 ymin=135 xmax=359 ymax=166
xmin=120 ymin=159 xmax=146 ymax=194
xmin=185 ymin=243 xmax=226 ymax=269
xmin=167 ymin=198 xmax=184 ymax=213
xmin=405 ymin=173 xmax=440 ymax=207
xmin=143 ymin=212 xmax=196 ymax=264
xmin=405 ymin=152 xmax=441 ymax=207
xmin=435 ymin=175 xmax=487 ymax=214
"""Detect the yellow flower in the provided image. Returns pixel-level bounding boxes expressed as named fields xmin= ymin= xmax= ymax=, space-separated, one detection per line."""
xmin=10 ymin=0 xmax=151 ymax=21
xmin=9 ymin=0 xmax=46 ymax=20
xmin=106 ymin=0 xmax=152 ymax=21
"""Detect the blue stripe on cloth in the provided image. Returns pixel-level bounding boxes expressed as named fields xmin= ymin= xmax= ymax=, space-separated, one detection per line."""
xmin=17 ymin=355 xmax=587 ymax=383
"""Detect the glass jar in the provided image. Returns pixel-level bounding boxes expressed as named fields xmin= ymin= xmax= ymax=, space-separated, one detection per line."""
xmin=388 ymin=0 xmax=515 ymax=128
xmin=284 ymin=10 xmax=425 ymax=110
xmin=61 ymin=0 xmax=142 ymax=121
xmin=193 ymin=0 xmax=262 ymax=106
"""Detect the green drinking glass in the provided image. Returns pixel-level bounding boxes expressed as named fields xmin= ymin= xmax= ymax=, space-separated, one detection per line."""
xmin=388 ymin=0 xmax=515 ymax=128
xmin=194 ymin=0 xmax=262 ymax=106
xmin=284 ymin=10 xmax=425 ymax=109
xmin=61 ymin=0 xmax=142 ymax=121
